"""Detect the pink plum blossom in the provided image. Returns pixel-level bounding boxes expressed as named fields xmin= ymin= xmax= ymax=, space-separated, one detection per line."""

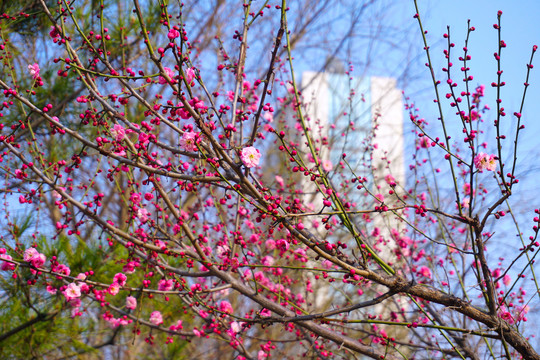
xmin=261 ymin=256 xmax=274 ymax=267
xmin=240 ymin=146 xmax=261 ymax=168
xmin=418 ymin=266 xmax=432 ymax=279
xmin=385 ymin=174 xmax=396 ymax=185
xmin=108 ymin=282 xmax=120 ymax=296
xmin=79 ymin=282 xmax=90 ymax=293
xmin=188 ymin=97 xmax=207 ymax=112
xmin=110 ymin=124 xmax=126 ymax=141
xmin=230 ymin=321 xmax=241 ymax=333
xmin=167 ymin=28 xmax=180 ymax=40
xmin=49 ymin=26 xmax=60 ymax=39
xmin=113 ymin=273 xmax=127 ymax=286
xmin=64 ymin=283 xmax=81 ymax=300
xmin=185 ymin=68 xmax=196 ymax=84
xmin=276 ymin=238 xmax=289 ymax=251
xmin=158 ymin=67 xmax=175 ymax=84
xmin=322 ymin=160 xmax=333 ymax=172
xmin=0 ymin=254 xmax=15 ymax=271
xmin=130 ymin=193 xmax=142 ymax=204
xmin=55 ymin=264 xmax=70 ymax=276
xmin=176 ymin=106 xmax=191 ymax=119
xmin=126 ymin=296 xmax=137 ymax=310
xmin=158 ymin=279 xmax=174 ymax=291
xmin=216 ymin=245 xmax=229 ymax=259
xmin=169 ymin=319 xmax=183 ymax=331
xmin=24 ymin=248 xmax=39 ymax=262
xmin=149 ymin=311 xmax=163 ymax=325
xmin=137 ymin=208 xmax=150 ymax=222
xmin=180 ymin=131 xmax=198 ymax=151
xmin=28 ymin=63 xmax=40 ymax=79
xmin=24 ymin=248 xmax=46 ymax=268
xmin=138 ymin=132 xmax=150 ymax=145
xmin=219 ymin=300 xmax=233 ymax=314
xmin=76 ymin=273 xmax=87 ymax=281
xmin=474 ymin=152 xmax=497 ymax=172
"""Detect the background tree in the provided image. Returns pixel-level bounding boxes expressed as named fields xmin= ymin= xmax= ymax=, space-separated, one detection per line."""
xmin=0 ymin=1 xmax=538 ymax=359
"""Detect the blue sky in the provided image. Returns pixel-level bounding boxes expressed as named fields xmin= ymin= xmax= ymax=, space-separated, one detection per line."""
xmin=417 ymin=0 xmax=540 ymax=153
xmin=413 ymin=1 xmax=540 ymax=208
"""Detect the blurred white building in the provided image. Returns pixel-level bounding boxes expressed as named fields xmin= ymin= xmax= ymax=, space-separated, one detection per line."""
xmin=301 ymin=71 xmax=404 ymax=193
xmin=300 ymin=70 xmax=405 ymax=312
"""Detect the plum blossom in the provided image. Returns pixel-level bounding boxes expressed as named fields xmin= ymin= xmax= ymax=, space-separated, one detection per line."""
xmin=276 ymin=238 xmax=289 ymax=251
xmin=230 ymin=321 xmax=241 ymax=333
xmin=136 ymin=208 xmax=150 ymax=222
xmin=265 ymin=239 xmax=276 ymax=250
xmin=28 ymin=63 xmax=40 ymax=79
xmin=64 ymin=283 xmax=81 ymax=301
xmin=108 ymin=282 xmax=120 ymax=296
xmin=169 ymin=319 xmax=183 ymax=331
xmin=417 ymin=266 xmax=432 ymax=279
xmin=474 ymin=152 xmax=497 ymax=172
xmin=322 ymin=159 xmax=333 ymax=172
xmin=24 ymin=248 xmax=47 ymax=268
xmin=123 ymin=259 xmax=140 ymax=274
xmin=167 ymin=28 xmax=180 ymax=40
xmin=219 ymin=300 xmax=233 ymax=314
xmin=321 ymin=260 xmax=334 ymax=270
xmin=419 ymin=136 xmax=431 ymax=149
xmin=498 ymin=306 xmax=515 ymax=324
xmin=261 ymin=256 xmax=274 ymax=267
xmin=176 ymin=106 xmax=191 ymax=119
xmin=240 ymin=146 xmax=261 ymax=168
xmin=158 ymin=67 xmax=175 ymax=84
xmin=130 ymin=193 xmax=142 ymax=204
xmin=55 ymin=264 xmax=71 ymax=276
xmin=49 ymin=26 xmax=60 ymax=39
xmin=188 ymin=97 xmax=207 ymax=112
xmin=180 ymin=131 xmax=198 ymax=151
xmin=79 ymin=282 xmax=90 ymax=293
xmin=216 ymin=245 xmax=229 ymax=259
xmin=138 ymin=132 xmax=150 ymax=145
xmin=149 ymin=311 xmax=163 ymax=325
xmin=264 ymin=112 xmax=274 ymax=122
xmin=110 ymin=124 xmax=126 ymax=141
xmin=76 ymin=273 xmax=87 ymax=281
xmin=126 ymin=296 xmax=137 ymax=310
xmin=185 ymin=68 xmax=196 ymax=84
xmin=158 ymin=279 xmax=174 ymax=291
xmin=0 ymin=253 xmax=15 ymax=271
xmin=113 ymin=272 xmax=127 ymax=286
xmin=68 ymin=298 xmax=81 ymax=308
xmin=24 ymin=248 xmax=39 ymax=262
xmin=385 ymin=174 xmax=396 ymax=186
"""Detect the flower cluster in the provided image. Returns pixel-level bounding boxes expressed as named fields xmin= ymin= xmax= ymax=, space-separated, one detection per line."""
xmin=240 ymin=146 xmax=261 ymax=168
xmin=474 ymin=152 xmax=497 ymax=172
